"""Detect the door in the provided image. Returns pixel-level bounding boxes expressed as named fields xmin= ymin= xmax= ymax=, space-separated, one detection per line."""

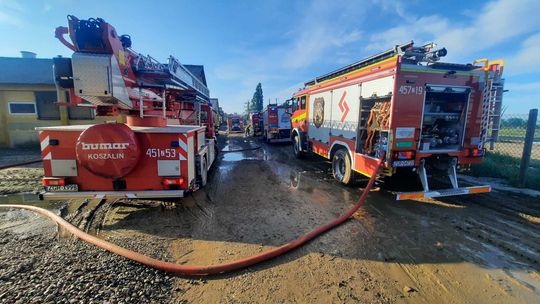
xmin=307 ymin=90 xmax=332 ymax=145
xmin=330 ymin=84 xmax=361 ymax=140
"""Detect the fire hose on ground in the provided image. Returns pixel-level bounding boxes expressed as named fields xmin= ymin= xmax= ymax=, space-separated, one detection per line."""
xmin=0 ymin=156 xmax=383 ymax=276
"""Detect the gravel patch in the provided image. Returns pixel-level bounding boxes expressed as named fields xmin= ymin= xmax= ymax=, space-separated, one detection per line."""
xmin=0 ymin=167 xmax=43 ymax=195
xmin=0 ymin=213 xmax=174 ymax=304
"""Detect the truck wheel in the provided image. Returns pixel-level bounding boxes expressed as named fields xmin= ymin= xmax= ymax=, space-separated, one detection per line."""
xmin=332 ymin=149 xmax=353 ymax=185
xmin=200 ymin=157 xmax=208 ymax=187
xmin=292 ymin=135 xmax=304 ymax=159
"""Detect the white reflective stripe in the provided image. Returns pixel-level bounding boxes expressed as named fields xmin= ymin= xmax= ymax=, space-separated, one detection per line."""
xmin=179 ymin=154 xmax=186 ymax=161
xmin=179 ymin=137 xmax=188 ymax=151
xmin=187 ymin=136 xmax=195 ymax=184
xmin=44 ymin=152 xmax=52 ymax=160
xmin=40 ymin=136 xmax=50 ymax=151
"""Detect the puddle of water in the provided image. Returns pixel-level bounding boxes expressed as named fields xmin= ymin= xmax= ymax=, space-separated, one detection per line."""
xmin=220 ymin=146 xmax=267 ymax=162
xmin=221 ymin=144 xmax=244 ymax=152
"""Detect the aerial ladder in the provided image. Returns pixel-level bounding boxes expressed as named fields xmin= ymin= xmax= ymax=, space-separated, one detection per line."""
xmin=38 ymin=16 xmax=216 ymax=200
xmin=53 ymin=16 xmax=210 ymax=125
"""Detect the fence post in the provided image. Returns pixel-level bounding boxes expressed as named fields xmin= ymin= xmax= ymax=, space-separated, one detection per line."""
xmin=518 ymin=108 xmax=538 ymax=187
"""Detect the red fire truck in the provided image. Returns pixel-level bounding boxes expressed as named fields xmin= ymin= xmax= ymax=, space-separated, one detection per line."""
xmin=37 ymin=16 xmax=216 ymax=200
xmin=248 ymin=112 xmax=263 ymax=136
xmin=290 ymin=42 xmax=504 ymax=200
xmin=262 ymin=104 xmax=292 ymax=143
xmin=227 ymin=115 xmax=244 ymax=133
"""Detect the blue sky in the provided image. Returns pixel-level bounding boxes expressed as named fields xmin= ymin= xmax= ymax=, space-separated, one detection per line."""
xmin=1 ymin=0 xmax=538 ymax=114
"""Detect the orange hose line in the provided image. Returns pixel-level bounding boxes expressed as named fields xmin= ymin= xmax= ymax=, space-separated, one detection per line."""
xmin=0 ymin=155 xmax=383 ymax=276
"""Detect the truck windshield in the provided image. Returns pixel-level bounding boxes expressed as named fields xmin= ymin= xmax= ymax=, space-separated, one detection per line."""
xmin=281 ymin=113 xmax=291 ymax=122
xmin=200 ymin=111 xmax=208 ymax=121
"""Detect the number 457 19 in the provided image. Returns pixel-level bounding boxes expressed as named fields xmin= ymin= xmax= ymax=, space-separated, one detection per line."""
xmin=398 ymin=85 xmax=423 ymax=95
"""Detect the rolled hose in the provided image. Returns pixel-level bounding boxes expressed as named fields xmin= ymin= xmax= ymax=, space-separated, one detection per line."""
xmin=0 ymin=155 xmax=383 ymax=275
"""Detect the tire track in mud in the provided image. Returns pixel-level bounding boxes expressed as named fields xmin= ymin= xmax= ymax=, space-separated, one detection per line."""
xmin=440 ymin=192 xmax=540 ymax=267
xmin=391 ymin=193 xmax=540 ymax=269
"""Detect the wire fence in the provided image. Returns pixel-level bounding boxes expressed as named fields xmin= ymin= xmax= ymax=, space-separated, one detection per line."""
xmin=491 ymin=113 xmax=540 ymax=161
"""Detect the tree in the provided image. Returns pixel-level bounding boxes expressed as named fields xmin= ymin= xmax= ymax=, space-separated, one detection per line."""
xmin=250 ymin=83 xmax=263 ymax=112
xmin=501 ymin=117 xmax=526 ymax=128
xmin=244 ymin=100 xmax=251 ymax=122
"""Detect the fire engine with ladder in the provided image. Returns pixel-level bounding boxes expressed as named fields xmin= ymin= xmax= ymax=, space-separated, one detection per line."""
xmin=290 ymin=41 xmax=504 ymax=200
xmin=38 ymin=16 xmax=217 ymax=200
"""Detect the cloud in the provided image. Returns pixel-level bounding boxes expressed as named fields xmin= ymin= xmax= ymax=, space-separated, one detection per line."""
xmin=0 ymin=10 xmax=22 ymax=27
xmin=43 ymin=3 xmax=52 ymax=12
xmin=366 ymin=0 xmax=540 ymax=59
xmin=505 ymin=32 xmax=540 ymax=76
xmin=371 ymin=0 xmax=414 ymax=22
xmin=281 ymin=0 xmax=363 ymax=69
xmin=366 ymin=15 xmax=449 ymax=52
xmin=211 ymin=0 xmax=369 ymax=112
xmin=505 ymin=81 xmax=540 ymax=91
xmin=271 ymin=82 xmax=305 ymax=102
xmin=213 ymin=0 xmax=540 ymax=113
xmin=0 ymin=0 xmax=24 ymax=27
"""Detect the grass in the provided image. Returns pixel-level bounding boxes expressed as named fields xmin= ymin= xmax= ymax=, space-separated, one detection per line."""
xmin=498 ymin=128 xmax=528 ymax=137
xmin=468 ymin=152 xmax=540 ymax=190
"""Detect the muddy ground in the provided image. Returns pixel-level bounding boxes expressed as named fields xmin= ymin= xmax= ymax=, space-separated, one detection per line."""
xmin=1 ymin=133 xmax=539 ymax=303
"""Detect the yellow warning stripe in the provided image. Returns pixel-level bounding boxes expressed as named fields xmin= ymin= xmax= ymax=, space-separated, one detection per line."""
xmin=292 ymin=112 xmax=307 ymax=123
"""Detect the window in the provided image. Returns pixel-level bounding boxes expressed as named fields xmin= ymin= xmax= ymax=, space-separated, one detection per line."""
xmin=8 ymin=102 xmax=36 ymax=115
xmin=281 ymin=112 xmax=291 ymax=122
xmin=200 ymin=111 xmax=208 ymax=122
xmin=35 ymin=91 xmax=60 ymax=120
xmin=300 ymin=96 xmax=306 ymax=110
xmin=292 ymin=98 xmax=298 ymax=112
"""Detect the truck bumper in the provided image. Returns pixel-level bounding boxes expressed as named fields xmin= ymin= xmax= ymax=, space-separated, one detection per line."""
xmin=396 ymin=185 xmax=491 ymax=200
xmin=268 ymin=137 xmax=292 ymax=143
xmin=39 ymin=190 xmax=186 ymax=200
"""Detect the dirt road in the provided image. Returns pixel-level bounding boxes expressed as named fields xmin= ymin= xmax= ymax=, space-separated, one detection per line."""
xmin=1 ymin=133 xmax=539 ymax=303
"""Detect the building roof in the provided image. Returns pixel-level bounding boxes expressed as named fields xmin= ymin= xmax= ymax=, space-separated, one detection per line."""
xmin=0 ymin=57 xmax=54 ymax=85
xmin=0 ymin=56 xmax=209 ymax=89
xmin=184 ymin=64 xmax=207 ymax=86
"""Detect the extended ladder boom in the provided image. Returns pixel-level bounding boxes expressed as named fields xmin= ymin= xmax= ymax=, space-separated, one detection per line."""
xmin=53 ymin=15 xmax=210 ymax=120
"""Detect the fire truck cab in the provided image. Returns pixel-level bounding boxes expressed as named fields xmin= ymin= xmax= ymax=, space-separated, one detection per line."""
xmin=290 ymin=42 xmax=504 ymax=200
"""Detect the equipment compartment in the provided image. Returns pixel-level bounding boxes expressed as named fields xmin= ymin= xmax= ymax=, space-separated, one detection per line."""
xmin=419 ymin=86 xmax=470 ymax=152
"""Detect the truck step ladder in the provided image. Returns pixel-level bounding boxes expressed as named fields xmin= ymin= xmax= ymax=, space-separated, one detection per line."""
xmin=396 ymin=158 xmax=491 ymax=200
xmin=476 ymin=59 xmax=505 ymax=150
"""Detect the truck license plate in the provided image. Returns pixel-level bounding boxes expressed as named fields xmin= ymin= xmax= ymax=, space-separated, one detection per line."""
xmin=45 ymin=184 xmax=79 ymax=192
xmin=392 ymin=160 xmax=415 ymax=167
